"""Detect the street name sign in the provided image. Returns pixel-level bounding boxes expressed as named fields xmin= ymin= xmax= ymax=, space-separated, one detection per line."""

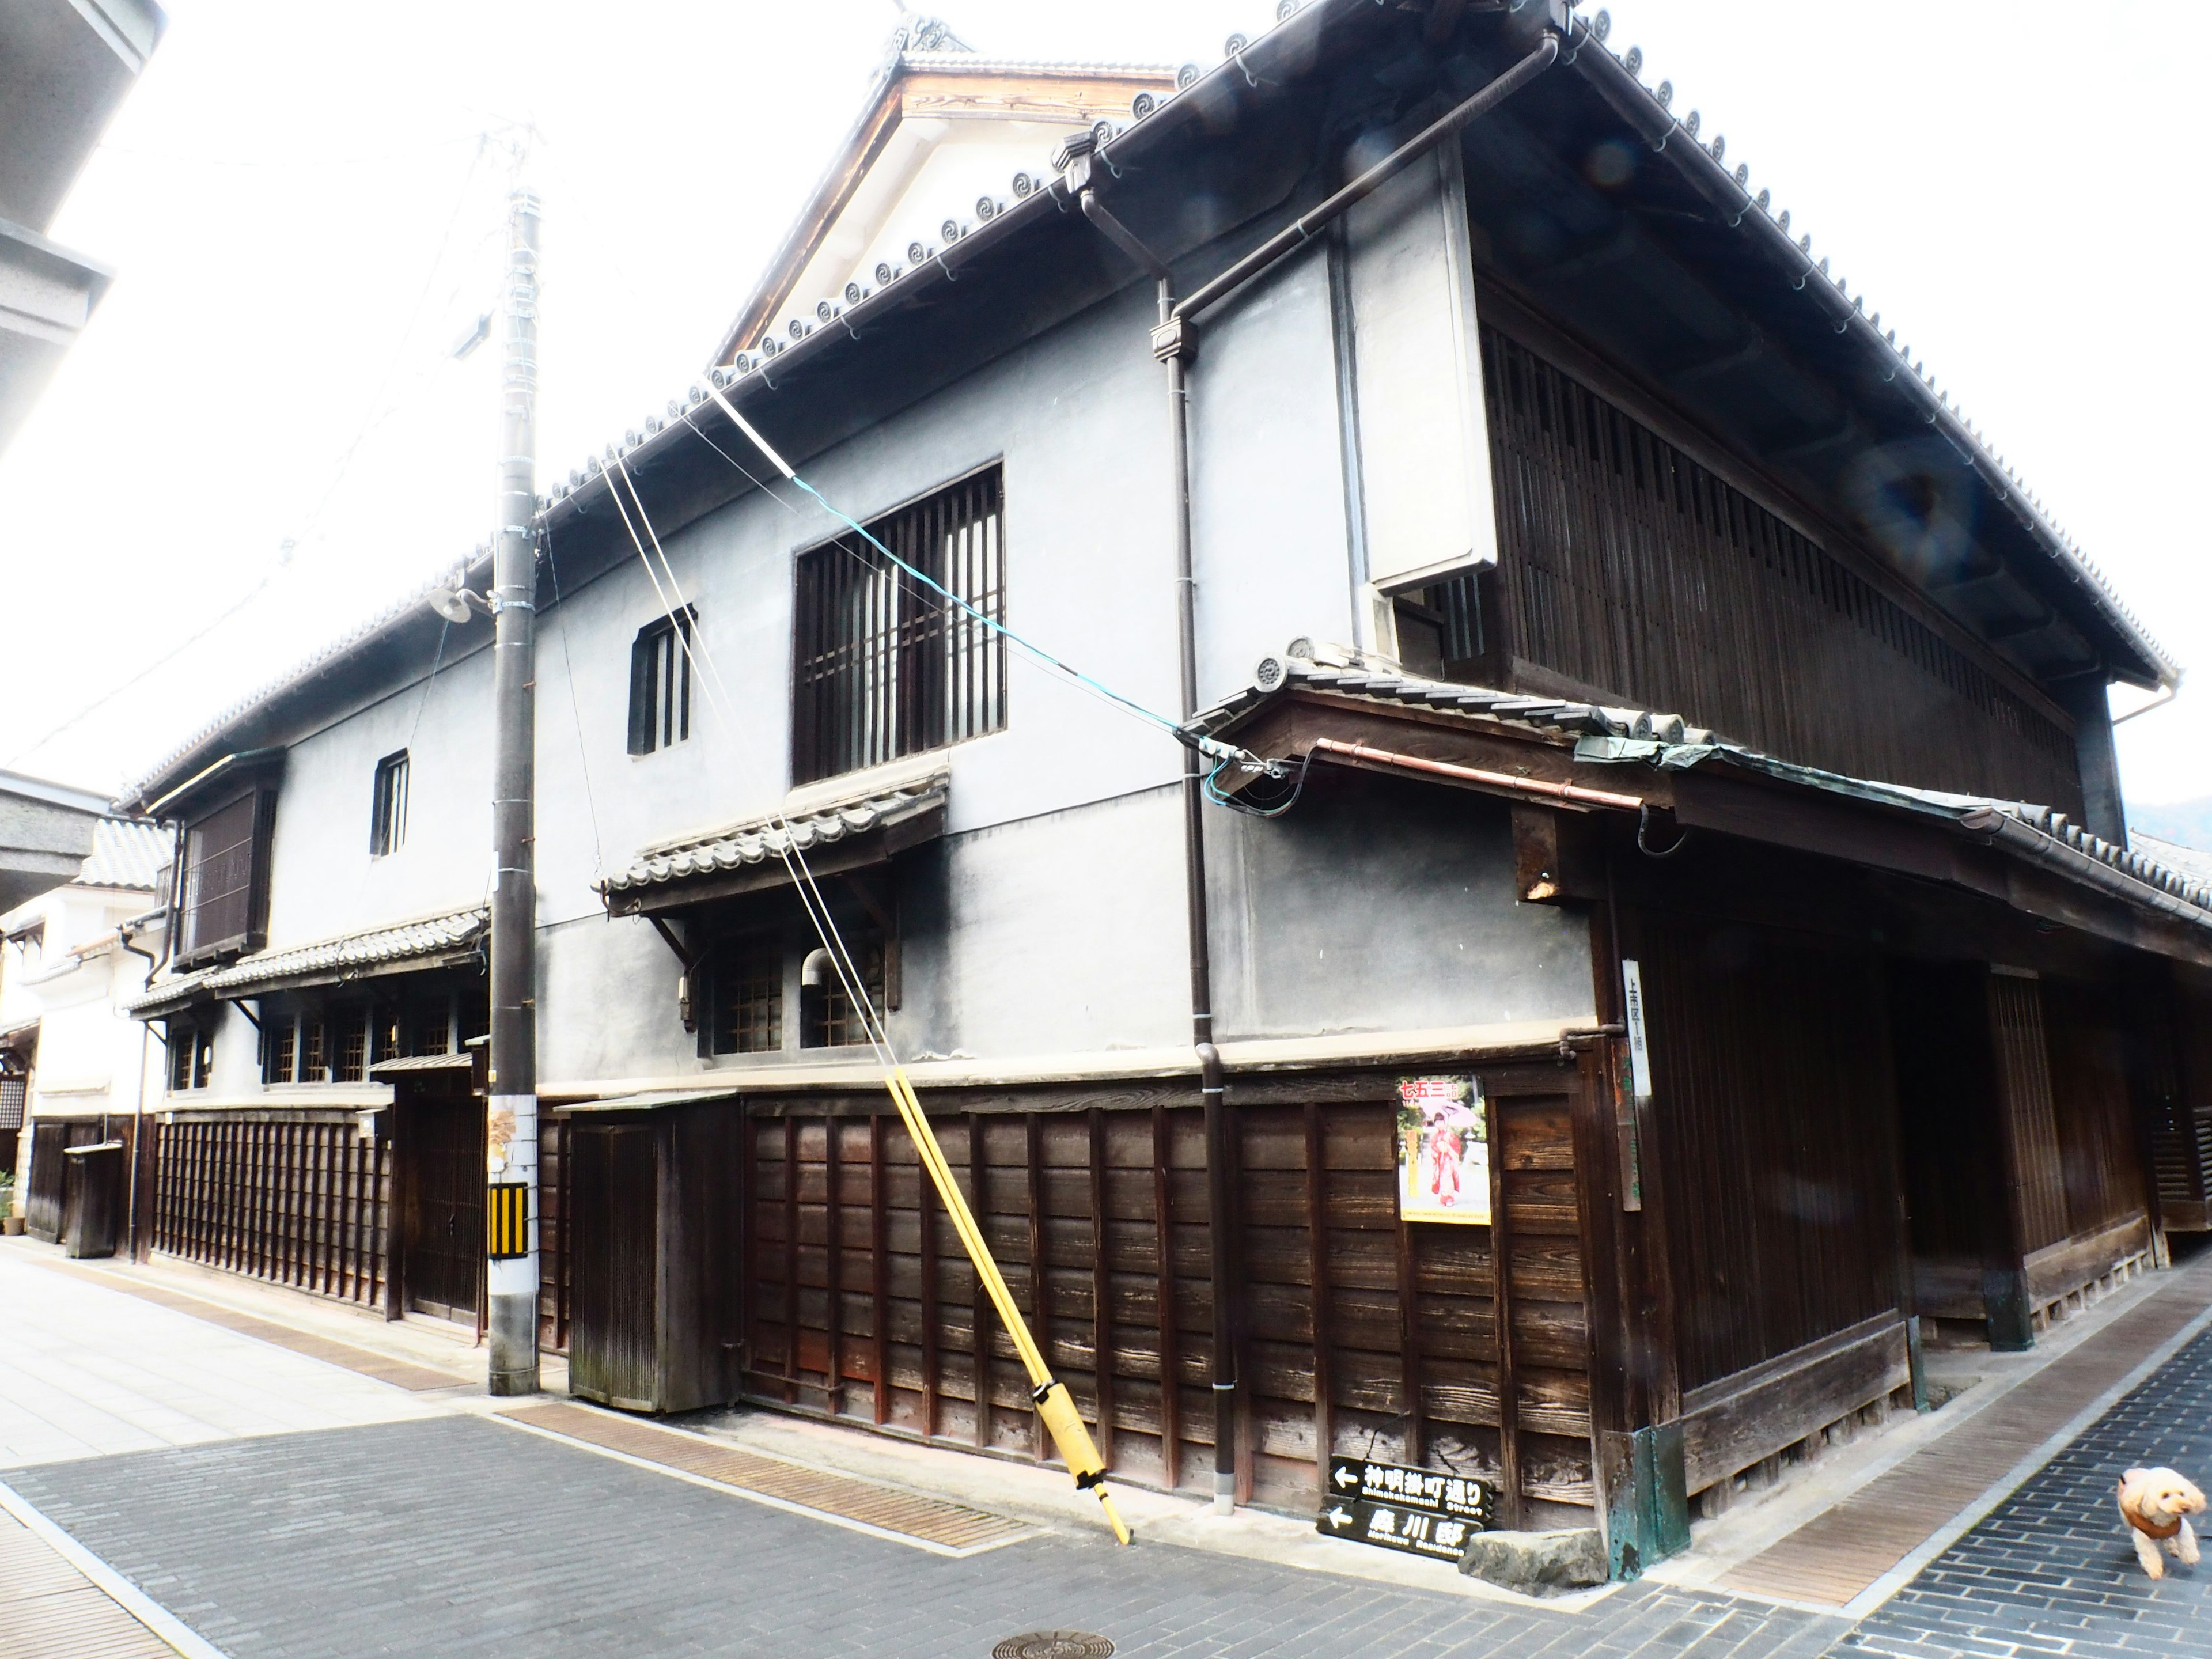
xmin=1315 ymin=1456 xmax=1493 ymax=1562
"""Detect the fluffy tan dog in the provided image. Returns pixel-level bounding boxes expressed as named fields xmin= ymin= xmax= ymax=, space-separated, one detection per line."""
xmin=2117 ymin=1467 xmax=2205 ymax=1580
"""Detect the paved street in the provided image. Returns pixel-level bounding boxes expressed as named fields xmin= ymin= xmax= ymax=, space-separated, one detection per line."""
xmin=2 ymin=1243 xmax=2208 ymax=1659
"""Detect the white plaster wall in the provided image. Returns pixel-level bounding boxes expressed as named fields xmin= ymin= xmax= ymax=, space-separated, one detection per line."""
xmin=1187 ymin=241 xmax=1357 ymax=707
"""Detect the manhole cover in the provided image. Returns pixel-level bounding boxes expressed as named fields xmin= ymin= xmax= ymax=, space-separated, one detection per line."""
xmin=990 ymin=1634 xmax=1114 ymax=1659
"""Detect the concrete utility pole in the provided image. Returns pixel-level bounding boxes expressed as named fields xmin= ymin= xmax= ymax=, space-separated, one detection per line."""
xmin=487 ymin=185 xmax=541 ymax=1396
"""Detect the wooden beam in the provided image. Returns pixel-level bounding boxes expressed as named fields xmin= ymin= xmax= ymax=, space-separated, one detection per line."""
xmin=1305 ymin=1101 xmax=1334 ymax=1478
xmin=871 ymin=1115 xmax=890 ymax=1426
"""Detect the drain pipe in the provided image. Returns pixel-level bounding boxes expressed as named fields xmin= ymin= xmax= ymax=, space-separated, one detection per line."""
xmin=1069 ymin=24 xmax=1560 ymax=1516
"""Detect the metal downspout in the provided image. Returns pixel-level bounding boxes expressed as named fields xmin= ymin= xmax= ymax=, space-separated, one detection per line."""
xmin=119 ymin=926 xmax=159 ymax=1262
xmin=1075 ymin=21 xmax=1562 ymax=1514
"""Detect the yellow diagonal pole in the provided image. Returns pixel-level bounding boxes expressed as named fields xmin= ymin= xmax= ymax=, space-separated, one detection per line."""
xmin=880 ymin=1067 xmax=1131 ymax=1544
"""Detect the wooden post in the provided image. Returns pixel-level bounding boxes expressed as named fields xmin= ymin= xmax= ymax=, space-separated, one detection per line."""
xmin=1154 ymin=1101 xmax=1180 ymax=1491
xmin=969 ymin=1115 xmax=993 ymax=1451
xmin=1027 ymin=1114 xmax=1050 ymax=1463
xmin=1396 ymin=1192 xmax=1426 ymax=1468
xmin=1488 ymin=1092 xmax=1524 ymax=1528
xmin=871 ymin=1115 xmax=890 ymax=1426
xmin=918 ymin=1109 xmax=940 ymax=1438
xmin=782 ymin=1116 xmax=800 ymax=1402
xmin=1305 ymin=1100 xmax=1334 ymax=1483
xmin=1088 ymin=1108 xmax=1115 ymax=1471
xmin=825 ymin=1116 xmax=844 ymax=1415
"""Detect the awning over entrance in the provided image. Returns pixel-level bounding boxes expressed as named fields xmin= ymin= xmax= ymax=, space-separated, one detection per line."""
xmin=126 ymin=905 xmax=489 ymax=1020
xmin=595 ymin=769 xmax=948 ymax=917
xmin=1193 ymin=658 xmax=2212 ymax=966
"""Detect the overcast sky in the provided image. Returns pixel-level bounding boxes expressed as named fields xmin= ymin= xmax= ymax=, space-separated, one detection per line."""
xmin=6 ymin=0 xmax=2206 ymax=812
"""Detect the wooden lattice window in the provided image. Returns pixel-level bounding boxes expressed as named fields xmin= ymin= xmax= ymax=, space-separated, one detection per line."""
xmin=168 ymin=1024 xmax=213 ymax=1092
xmin=801 ymin=938 xmax=884 ymax=1050
xmin=792 ymin=467 xmax=1005 ymax=784
xmin=710 ymin=943 xmax=784 ymax=1056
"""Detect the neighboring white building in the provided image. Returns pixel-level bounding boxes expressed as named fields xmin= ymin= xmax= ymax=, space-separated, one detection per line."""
xmin=1 ymin=815 xmax=169 ymax=1243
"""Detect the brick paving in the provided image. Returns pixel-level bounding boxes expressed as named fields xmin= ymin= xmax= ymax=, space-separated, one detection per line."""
xmin=6 ymin=1414 xmax=1849 ymax=1659
xmin=1834 ymin=1323 xmax=2212 ymax=1659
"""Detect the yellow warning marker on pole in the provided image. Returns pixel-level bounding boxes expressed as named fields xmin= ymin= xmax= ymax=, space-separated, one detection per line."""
xmin=880 ymin=1067 xmax=1132 ymax=1546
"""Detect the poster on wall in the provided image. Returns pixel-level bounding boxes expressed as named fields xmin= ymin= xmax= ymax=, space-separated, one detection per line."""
xmin=1396 ymin=1075 xmax=1490 ymax=1224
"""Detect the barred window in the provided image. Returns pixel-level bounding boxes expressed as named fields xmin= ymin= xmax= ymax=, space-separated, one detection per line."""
xmin=177 ymin=791 xmax=272 ymax=963
xmin=710 ymin=943 xmax=784 ymax=1055
xmin=301 ymin=1018 xmax=326 ymax=1083
xmin=800 ymin=939 xmax=884 ymax=1050
xmin=370 ymin=751 xmax=409 ymax=856
xmin=792 ymin=467 xmax=1005 ymax=785
xmin=336 ymin=1014 xmax=366 ymax=1083
xmin=628 ymin=607 xmax=695 ymax=755
xmin=264 ymin=1017 xmax=297 ymax=1085
xmin=169 ymin=1025 xmax=213 ymax=1092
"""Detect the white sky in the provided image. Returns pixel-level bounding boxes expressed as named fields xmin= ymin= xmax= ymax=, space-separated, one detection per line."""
xmin=5 ymin=0 xmax=2206 ymax=809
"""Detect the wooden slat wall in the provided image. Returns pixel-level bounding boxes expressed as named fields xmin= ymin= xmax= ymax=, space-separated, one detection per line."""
xmin=2040 ymin=979 xmax=2148 ymax=1240
xmin=1633 ymin=914 xmax=1906 ymax=1393
xmin=1481 ymin=326 xmax=2084 ymax=813
xmin=740 ymin=1067 xmax=1598 ymax=1527
xmin=1987 ymin=974 xmax=2068 ymax=1255
xmin=153 ymin=1118 xmax=391 ymax=1308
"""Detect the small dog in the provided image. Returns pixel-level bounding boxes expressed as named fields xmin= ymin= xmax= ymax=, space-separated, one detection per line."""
xmin=2117 ymin=1467 xmax=2205 ymax=1580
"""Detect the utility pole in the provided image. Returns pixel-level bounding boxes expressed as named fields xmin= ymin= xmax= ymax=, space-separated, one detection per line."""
xmin=486 ymin=184 xmax=541 ymax=1396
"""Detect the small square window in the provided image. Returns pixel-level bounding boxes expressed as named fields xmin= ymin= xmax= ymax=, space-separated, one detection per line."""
xmin=370 ymin=751 xmax=409 ymax=856
xmin=629 ymin=608 xmax=695 ymax=755
xmin=710 ymin=943 xmax=784 ymax=1055
xmin=801 ymin=937 xmax=885 ymax=1050
xmin=265 ymin=1017 xmax=297 ymax=1085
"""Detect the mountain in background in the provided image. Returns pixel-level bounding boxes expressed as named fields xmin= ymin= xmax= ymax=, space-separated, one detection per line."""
xmin=2129 ymin=797 xmax=2212 ymax=853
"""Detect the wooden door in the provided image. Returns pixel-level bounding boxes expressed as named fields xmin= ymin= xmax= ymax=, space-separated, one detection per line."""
xmin=571 ymin=1124 xmax=660 ymax=1410
xmin=406 ymin=1104 xmax=483 ymax=1323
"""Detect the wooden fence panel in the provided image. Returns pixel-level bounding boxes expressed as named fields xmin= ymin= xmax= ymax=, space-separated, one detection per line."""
xmin=738 ymin=1067 xmax=1596 ymax=1527
xmin=154 ymin=1118 xmax=391 ymax=1310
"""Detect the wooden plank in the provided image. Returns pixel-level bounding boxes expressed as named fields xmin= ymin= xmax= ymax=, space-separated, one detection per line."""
xmin=1681 ymin=1319 xmax=1909 ymax=1496
xmin=1154 ymin=1101 xmax=1179 ymax=1490
xmin=969 ymin=1115 xmax=992 ymax=1452
xmin=918 ymin=1114 xmax=940 ymax=1438
xmin=2024 ymin=1211 xmax=2149 ymax=1305
xmin=1305 ymin=1100 xmax=1333 ymax=1476
xmin=1027 ymin=1112 xmax=1047 ymax=1462
xmin=1088 ymin=1107 xmax=1114 ymax=1471
xmin=871 ymin=1115 xmax=890 ymax=1426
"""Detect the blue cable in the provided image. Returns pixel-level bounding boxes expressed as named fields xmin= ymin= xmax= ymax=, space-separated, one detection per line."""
xmin=790 ymin=476 xmax=1215 ymax=752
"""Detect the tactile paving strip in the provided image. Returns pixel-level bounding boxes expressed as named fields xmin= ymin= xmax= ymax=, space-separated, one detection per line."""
xmin=39 ymin=1262 xmax=465 ymax=1392
xmin=0 ymin=1511 xmax=178 ymax=1659
xmin=501 ymin=1401 xmax=1035 ymax=1554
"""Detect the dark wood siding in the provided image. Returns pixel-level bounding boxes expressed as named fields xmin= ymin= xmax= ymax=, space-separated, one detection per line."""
xmin=2042 ymin=979 xmax=2149 ymax=1239
xmin=1631 ymin=914 xmax=1906 ymax=1393
xmin=1987 ymin=972 xmax=2068 ymax=1255
xmin=571 ymin=1126 xmax=660 ymax=1409
xmin=739 ymin=1065 xmax=1598 ymax=1528
xmin=153 ymin=1116 xmax=392 ymax=1308
xmin=1481 ymin=326 xmax=2082 ymax=811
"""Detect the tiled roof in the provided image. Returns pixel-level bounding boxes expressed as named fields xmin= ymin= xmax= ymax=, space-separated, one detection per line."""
xmin=597 ymin=775 xmax=948 ymax=898
xmin=72 ymin=817 xmax=170 ymax=892
xmin=1194 ymin=657 xmax=2212 ymax=925
xmin=124 ymin=906 xmax=488 ymax=1017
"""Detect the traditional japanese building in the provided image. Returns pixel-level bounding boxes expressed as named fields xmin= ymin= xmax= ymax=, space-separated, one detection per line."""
xmin=109 ymin=1 xmax=2209 ymax=1577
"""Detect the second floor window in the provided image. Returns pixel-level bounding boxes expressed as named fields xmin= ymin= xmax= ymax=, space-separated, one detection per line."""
xmin=177 ymin=791 xmax=274 ymax=964
xmin=628 ymin=608 xmax=694 ymax=755
xmin=792 ymin=465 xmax=1006 ymax=784
xmin=370 ymin=750 xmax=409 ymax=855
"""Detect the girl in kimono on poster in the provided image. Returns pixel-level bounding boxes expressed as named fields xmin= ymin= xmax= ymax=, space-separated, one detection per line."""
xmin=1396 ymin=1075 xmax=1490 ymax=1225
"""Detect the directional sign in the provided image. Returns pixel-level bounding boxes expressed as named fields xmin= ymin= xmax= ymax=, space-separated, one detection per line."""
xmin=1324 ymin=1456 xmax=1492 ymax=1525
xmin=1317 ymin=1457 xmax=1493 ymax=1560
xmin=1316 ymin=1498 xmax=1480 ymax=1562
